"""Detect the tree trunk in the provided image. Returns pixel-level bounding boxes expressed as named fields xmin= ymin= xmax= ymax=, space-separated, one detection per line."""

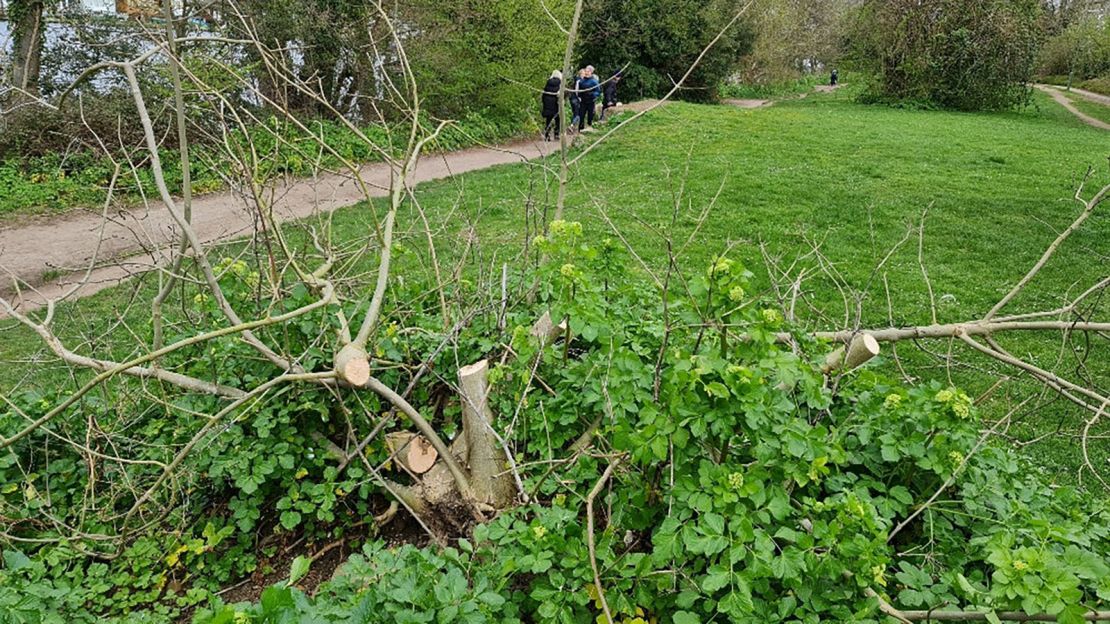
xmin=10 ymin=0 xmax=45 ymax=97
xmin=459 ymin=359 xmax=516 ymax=509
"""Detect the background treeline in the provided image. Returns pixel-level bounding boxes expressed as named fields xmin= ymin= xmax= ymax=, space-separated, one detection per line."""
xmin=1 ymin=0 xmax=1108 ymax=213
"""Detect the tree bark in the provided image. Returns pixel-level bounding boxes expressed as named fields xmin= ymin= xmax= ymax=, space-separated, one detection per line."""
xmin=459 ymin=359 xmax=516 ymax=508
xmin=10 ymin=0 xmax=45 ymax=97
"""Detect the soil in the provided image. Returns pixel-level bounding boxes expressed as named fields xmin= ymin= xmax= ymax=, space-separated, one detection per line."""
xmin=176 ymin=504 xmax=432 ymax=619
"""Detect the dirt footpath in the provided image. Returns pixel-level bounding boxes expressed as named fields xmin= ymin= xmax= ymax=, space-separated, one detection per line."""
xmin=0 ymin=100 xmax=662 ymax=313
xmin=1035 ymin=85 xmax=1110 ymax=131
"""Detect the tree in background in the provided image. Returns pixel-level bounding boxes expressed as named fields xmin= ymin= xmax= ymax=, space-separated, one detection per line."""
xmin=848 ymin=0 xmax=1043 ymax=110
xmin=6 ymin=0 xmax=47 ymax=99
xmin=401 ymin=0 xmax=572 ymax=124
xmin=736 ymin=0 xmax=853 ymax=86
xmin=1038 ymin=16 xmax=1110 ymax=85
xmin=576 ymin=0 xmax=754 ymax=102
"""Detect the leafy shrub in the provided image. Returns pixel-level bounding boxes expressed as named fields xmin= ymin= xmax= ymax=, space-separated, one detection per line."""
xmin=403 ymin=0 xmax=572 ymax=124
xmin=576 ymin=0 xmax=755 ymax=102
xmin=719 ymin=74 xmax=823 ymax=99
xmin=1079 ymin=76 xmax=1110 ymax=97
xmin=848 ymin=0 xmax=1043 ymax=111
xmin=152 ymin=224 xmax=1110 ymax=623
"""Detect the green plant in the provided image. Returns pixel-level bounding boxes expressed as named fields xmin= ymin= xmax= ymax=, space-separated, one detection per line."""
xmin=181 ymin=227 xmax=1110 ymax=623
xmin=848 ymin=0 xmax=1043 ymax=110
xmin=576 ymin=0 xmax=755 ymax=102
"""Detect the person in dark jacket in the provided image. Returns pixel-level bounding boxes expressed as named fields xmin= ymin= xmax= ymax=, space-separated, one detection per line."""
xmin=568 ymin=68 xmax=585 ymax=130
xmin=577 ymin=65 xmax=601 ymax=131
xmin=599 ymin=70 xmax=622 ymax=121
xmin=541 ymin=70 xmax=563 ymax=141
xmin=830 ymin=68 xmax=838 ymax=86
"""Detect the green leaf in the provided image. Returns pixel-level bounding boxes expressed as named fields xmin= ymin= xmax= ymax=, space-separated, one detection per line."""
xmin=702 ymin=564 xmax=731 ymax=592
xmin=672 ymin=611 xmax=701 ymax=624
xmin=704 ymin=382 xmax=729 ymax=398
xmin=280 ymin=510 xmax=302 ymax=530
xmin=956 ymin=573 xmax=978 ymax=595
xmin=717 ymin=581 xmax=754 ymax=617
xmin=702 ymin=513 xmax=725 ymax=536
xmin=3 ymin=549 xmax=31 ymax=570
xmin=286 ymin=555 xmax=311 ymax=587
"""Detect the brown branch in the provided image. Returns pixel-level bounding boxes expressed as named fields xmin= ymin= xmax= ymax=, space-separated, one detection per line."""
xmin=587 ymin=458 xmax=621 ymax=624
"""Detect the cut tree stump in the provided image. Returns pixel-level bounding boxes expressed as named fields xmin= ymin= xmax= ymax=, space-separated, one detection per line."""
xmin=334 ymin=343 xmax=371 ymax=386
xmin=386 ymin=432 xmax=439 ymax=475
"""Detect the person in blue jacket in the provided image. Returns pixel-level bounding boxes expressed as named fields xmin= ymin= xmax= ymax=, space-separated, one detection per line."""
xmin=577 ymin=66 xmax=601 ymax=132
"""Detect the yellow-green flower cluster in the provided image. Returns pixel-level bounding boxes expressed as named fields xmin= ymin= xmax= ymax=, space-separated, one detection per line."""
xmin=727 ymin=471 xmax=745 ymax=490
xmin=935 ymin=387 xmax=973 ymax=419
xmin=761 ymin=309 xmax=782 ymax=325
xmin=708 ymin=256 xmax=734 ymax=278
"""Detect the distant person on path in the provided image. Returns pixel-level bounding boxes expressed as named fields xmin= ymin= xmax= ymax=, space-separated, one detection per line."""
xmin=569 ymin=69 xmax=586 ymax=130
xmin=577 ymin=65 xmax=601 ymax=132
xmin=541 ymin=70 xmax=563 ymax=141
xmin=600 ymin=70 xmax=622 ymax=121
xmin=830 ymin=68 xmax=838 ymax=86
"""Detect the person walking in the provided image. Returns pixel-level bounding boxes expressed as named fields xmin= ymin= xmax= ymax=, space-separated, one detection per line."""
xmin=568 ymin=69 xmax=585 ymax=131
xmin=541 ymin=70 xmax=562 ymax=141
xmin=600 ymin=69 xmax=622 ymax=121
xmin=577 ymin=65 xmax=601 ymax=132
xmin=830 ymin=68 xmax=838 ymax=86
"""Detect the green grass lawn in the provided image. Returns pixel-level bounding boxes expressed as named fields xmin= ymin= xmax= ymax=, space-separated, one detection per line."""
xmin=3 ymin=88 xmax=1108 ymax=482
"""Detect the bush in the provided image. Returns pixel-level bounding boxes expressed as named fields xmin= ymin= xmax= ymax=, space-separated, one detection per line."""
xmin=404 ymin=0 xmax=572 ymax=124
xmin=1079 ymin=76 xmax=1110 ymax=96
xmin=576 ymin=0 xmax=755 ymax=103
xmin=848 ymin=0 xmax=1043 ymax=111
xmin=0 ymin=92 xmax=165 ymax=160
xmin=126 ymin=223 xmax=1110 ymax=623
xmin=9 ymin=223 xmax=1109 ymax=623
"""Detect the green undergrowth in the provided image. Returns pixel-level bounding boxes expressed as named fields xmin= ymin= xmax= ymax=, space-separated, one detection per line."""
xmin=0 ymin=111 xmax=533 ymax=221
